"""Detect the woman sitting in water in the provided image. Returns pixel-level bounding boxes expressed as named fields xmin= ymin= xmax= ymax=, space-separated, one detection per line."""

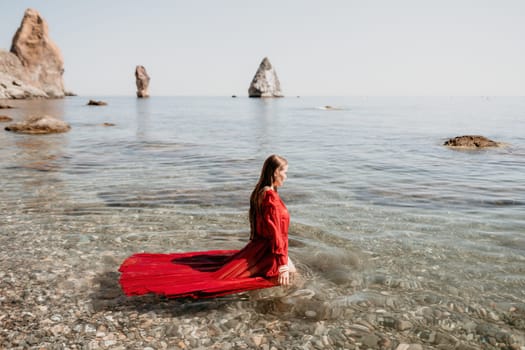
xmin=119 ymin=154 xmax=296 ymax=298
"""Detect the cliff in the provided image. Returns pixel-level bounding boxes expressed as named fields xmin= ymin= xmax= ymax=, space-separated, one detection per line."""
xmin=0 ymin=8 xmax=66 ymax=99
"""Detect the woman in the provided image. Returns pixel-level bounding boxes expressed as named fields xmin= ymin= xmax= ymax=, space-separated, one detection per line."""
xmin=119 ymin=154 xmax=295 ymax=298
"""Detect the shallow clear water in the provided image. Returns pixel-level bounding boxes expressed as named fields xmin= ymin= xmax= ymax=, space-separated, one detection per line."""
xmin=1 ymin=96 xmax=524 ymax=306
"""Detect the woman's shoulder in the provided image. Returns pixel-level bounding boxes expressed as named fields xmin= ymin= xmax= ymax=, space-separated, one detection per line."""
xmin=262 ymin=186 xmax=276 ymax=195
xmin=261 ymin=186 xmax=273 ymax=193
xmin=262 ymin=187 xmax=279 ymax=203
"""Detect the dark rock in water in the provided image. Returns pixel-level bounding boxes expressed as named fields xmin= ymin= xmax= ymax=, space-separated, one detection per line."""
xmin=87 ymin=100 xmax=107 ymax=106
xmin=4 ymin=115 xmax=70 ymax=134
xmin=248 ymin=57 xmax=283 ymax=98
xmin=322 ymin=105 xmax=342 ymax=110
xmin=232 ymin=95 xmax=237 ymax=98
xmin=0 ymin=103 xmax=14 ymax=109
xmin=0 ymin=115 xmax=13 ymax=122
xmin=135 ymin=65 xmax=150 ymax=98
xmin=102 ymin=122 xmax=115 ymax=127
xmin=444 ymin=135 xmax=500 ymax=148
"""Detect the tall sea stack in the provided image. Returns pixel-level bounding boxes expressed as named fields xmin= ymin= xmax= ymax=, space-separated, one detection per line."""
xmin=135 ymin=65 xmax=150 ymax=98
xmin=9 ymin=8 xmax=65 ymax=98
xmin=248 ymin=57 xmax=283 ymax=98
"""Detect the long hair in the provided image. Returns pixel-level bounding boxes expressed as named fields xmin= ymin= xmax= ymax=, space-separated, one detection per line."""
xmin=249 ymin=154 xmax=288 ymax=240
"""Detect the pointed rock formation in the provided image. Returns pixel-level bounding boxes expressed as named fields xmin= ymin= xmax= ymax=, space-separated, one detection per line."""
xmin=0 ymin=8 xmax=65 ymax=99
xmin=135 ymin=65 xmax=150 ymax=98
xmin=10 ymin=8 xmax=65 ymax=98
xmin=248 ymin=57 xmax=283 ymax=98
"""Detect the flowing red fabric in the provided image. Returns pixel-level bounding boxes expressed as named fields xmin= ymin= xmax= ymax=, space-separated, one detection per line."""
xmin=119 ymin=190 xmax=290 ymax=298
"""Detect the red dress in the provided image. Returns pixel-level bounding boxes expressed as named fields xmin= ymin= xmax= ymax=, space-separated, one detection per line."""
xmin=119 ymin=189 xmax=290 ymax=298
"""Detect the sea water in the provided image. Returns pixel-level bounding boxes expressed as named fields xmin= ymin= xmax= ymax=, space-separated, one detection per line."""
xmin=1 ymin=96 xmax=524 ymax=309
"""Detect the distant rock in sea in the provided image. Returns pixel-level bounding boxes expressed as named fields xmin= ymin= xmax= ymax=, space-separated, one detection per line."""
xmin=0 ymin=115 xmax=13 ymax=122
xmin=320 ymin=105 xmax=343 ymax=110
xmin=248 ymin=57 xmax=283 ymax=98
xmin=444 ymin=135 xmax=501 ymax=148
xmin=135 ymin=65 xmax=150 ymax=98
xmin=4 ymin=115 xmax=70 ymax=134
xmin=0 ymin=8 xmax=67 ymax=99
xmin=87 ymin=100 xmax=107 ymax=106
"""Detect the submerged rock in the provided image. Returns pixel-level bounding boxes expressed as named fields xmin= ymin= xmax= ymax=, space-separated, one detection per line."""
xmin=321 ymin=105 xmax=343 ymax=110
xmin=87 ymin=100 xmax=107 ymax=106
xmin=135 ymin=65 xmax=150 ymax=98
xmin=444 ymin=135 xmax=501 ymax=148
xmin=248 ymin=57 xmax=283 ymax=98
xmin=0 ymin=115 xmax=13 ymax=122
xmin=4 ymin=115 xmax=70 ymax=134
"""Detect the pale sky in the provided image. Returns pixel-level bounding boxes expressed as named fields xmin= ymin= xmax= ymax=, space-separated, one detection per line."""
xmin=1 ymin=0 xmax=524 ymax=96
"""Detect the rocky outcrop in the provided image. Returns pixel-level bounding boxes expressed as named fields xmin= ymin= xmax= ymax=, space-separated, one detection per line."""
xmin=0 ymin=50 xmax=48 ymax=99
xmin=135 ymin=65 xmax=150 ymax=98
xmin=0 ymin=8 xmax=65 ymax=99
xmin=4 ymin=115 xmax=70 ymax=134
xmin=248 ymin=57 xmax=283 ymax=98
xmin=87 ymin=100 xmax=107 ymax=106
xmin=321 ymin=105 xmax=343 ymax=110
xmin=444 ymin=135 xmax=501 ymax=148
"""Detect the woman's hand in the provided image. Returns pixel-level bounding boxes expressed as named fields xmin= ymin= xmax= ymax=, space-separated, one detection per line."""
xmin=278 ymin=270 xmax=290 ymax=286
xmin=278 ymin=265 xmax=290 ymax=286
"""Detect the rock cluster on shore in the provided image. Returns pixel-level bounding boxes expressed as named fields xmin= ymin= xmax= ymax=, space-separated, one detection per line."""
xmin=248 ymin=57 xmax=283 ymax=98
xmin=0 ymin=9 xmax=66 ymax=99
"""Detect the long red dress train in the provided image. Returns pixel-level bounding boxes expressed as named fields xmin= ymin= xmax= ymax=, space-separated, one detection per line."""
xmin=119 ymin=189 xmax=290 ymax=298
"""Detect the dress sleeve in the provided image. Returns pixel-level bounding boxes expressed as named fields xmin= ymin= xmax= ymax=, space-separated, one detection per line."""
xmin=260 ymin=193 xmax=288 ymax=267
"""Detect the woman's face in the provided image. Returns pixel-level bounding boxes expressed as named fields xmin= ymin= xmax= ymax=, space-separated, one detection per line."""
xmin=273 ymin=165 xmax=288 ymax=188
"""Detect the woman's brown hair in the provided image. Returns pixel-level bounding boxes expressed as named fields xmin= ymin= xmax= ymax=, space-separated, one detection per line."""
xmin=249 ymin=154 xmax=288 ymax=239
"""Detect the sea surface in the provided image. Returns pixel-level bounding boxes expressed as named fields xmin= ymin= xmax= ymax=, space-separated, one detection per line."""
xmin=1 ymin=96 xmax=524 ymax=308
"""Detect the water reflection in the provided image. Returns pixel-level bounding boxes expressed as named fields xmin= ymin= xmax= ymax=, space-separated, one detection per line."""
xmin=247 ymin=98 xmax=278 ymax=155
xmin=135 ymin=97 xmax=151 ymax=140
xmin=2 ymin=99 xmax=71 ymax=212
xmin=13 ymin=136 xmax=67 ymax=172
xmin=9 ymin=98 xmax=67 ymax=120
